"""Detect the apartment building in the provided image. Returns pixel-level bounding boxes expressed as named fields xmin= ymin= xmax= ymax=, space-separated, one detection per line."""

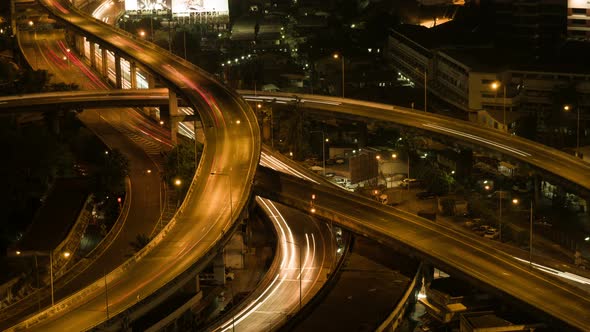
xmin=568 ymin=0 xmax=590 ymax=41
xmin=387 ymin=23 xmax=590 ymax=134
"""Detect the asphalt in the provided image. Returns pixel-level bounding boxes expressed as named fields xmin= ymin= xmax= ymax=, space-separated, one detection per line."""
xmin=292 ymin=236 xmax=415 ymax=332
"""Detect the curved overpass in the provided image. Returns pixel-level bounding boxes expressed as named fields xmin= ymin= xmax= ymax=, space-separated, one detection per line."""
xmin=242 ymin=92 xmax=590 ymax=192
xmin=8 ymin=0 xmax=261 ymax=330
xmin=255 ymin=166 xmax=590 ymax=330
xmin=4 ymin=90 xmax=590 ymax=328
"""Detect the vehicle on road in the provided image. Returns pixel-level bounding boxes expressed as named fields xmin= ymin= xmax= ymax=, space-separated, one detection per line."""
xmin=484 ymin=229 xmax=499 ymax=239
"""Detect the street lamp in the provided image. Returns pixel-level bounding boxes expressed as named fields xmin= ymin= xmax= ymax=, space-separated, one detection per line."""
xmin=512 ymin=198 xmax=534 ymax=268
xmin=139 ymin=30 xmax=146 ymax=38
xmin=14 ymin=249 xmax=70 ymax=307
xmin=332 ymin=53 xmax=344 ymax=97
xmin=564 ymin=104 xmax=581 ymax=158
xmin=491 ymin=81 xmax=507 ymax=130
xmin=310 ymin=131 xmax=328 ymax=176
xmin=392 ymin=152 xmax=410 ymax=192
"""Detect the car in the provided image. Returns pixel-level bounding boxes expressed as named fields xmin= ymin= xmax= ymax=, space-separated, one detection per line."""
xmin=401 ymin=178 xmax=421 ymax=188
xmin=483 ymin=230 xmax=499 ymax=239
xmin=472 ymin=225 xmax=488 ymax=236
xmin=464 ymin=218 xmax=481 ymax=227
xmin=416 ymin=191 xmax=436 ymax=200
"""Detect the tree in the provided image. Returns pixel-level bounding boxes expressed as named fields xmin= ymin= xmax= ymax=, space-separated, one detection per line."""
xmin=164 ymin=141 xmax=202 ymax=192
xmin=93 ymin=149 xmax=129 ymax=199
xmin=129 ymin=234 xmax=150 ymax=253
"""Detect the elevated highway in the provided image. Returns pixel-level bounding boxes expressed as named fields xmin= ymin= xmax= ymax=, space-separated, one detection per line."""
xmin=4 ymin=85 xmax=590 ymax=329
xmin=5 ymin=0 xmax=261 ymax=331
xmin=5 ymin=0 xmax=590 ymax=329
xmin=254 ymin=166 xmax=590 ymax=330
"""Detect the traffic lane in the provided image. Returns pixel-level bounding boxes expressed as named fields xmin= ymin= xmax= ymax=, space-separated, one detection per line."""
xmin=26 ymin=1 xmax=260 ymax=330
xmin=216 ymin=198 xmax=332 ymax=332
xmin=24 ymin=121 xmax=257 ymax=331
xmin=275 ymin=175 xmax=590 ymax=329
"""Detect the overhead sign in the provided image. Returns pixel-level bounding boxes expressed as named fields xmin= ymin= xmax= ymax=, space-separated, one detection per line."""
xmin=172 ymin=0 xmax=229 ymax=14
xmin=125 ymin=0 xmax=172 ymax=11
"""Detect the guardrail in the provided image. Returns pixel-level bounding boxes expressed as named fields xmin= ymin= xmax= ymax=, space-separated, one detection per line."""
xmin=375 ymin=262 xmax=422 ymax=332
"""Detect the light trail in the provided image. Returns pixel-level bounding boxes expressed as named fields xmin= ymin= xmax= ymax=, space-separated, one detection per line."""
xmin=512 ymin=256 xmax=590 ymax=286
xmin=422 ymin=123 xmax=532 ymax=157
xmin=215 ymin=197 xmax=317 ymax=331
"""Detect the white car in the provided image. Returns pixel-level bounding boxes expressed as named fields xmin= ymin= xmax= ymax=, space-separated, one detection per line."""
xmin=483 ymin=230 xmax=499 ymax=239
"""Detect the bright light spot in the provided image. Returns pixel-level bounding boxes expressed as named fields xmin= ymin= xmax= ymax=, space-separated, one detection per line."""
xmin=310 ymin=207 xmax=316 ymax=213
xmin=512 ymin=198 xmax=519 ymax=205
xmin=16 ymin=251 xmax=21 ymax=255
xmin=236 ymin=120 xmax=241 ymax=124
xmin=451 ymin=170 xmax=455 ymax=174
xmin=147 ymin=169 xmax=152 ymax=174
xmin=585 ymin=237 xmax=589 ymax=241
xmin=392 ymin=153 xmax=397 ymax=159
xmin=105 ymin=150 xmax=109 ymax=155
xmin=174 ymin=178 xmax=182 ymax=186
xmin=311 ymin=194 xmax=316 ymax=200
xmin=159 ymin=120 xmax=164 ymax=125
xmin=63 ymin=251 xmax=71 ymax=258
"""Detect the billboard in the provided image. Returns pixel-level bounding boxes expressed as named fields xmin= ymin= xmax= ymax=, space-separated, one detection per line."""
xmin=125 ymin=0 xmax=171 ymax=11
xmin=172 ymin=0 xmax=229 ymax=14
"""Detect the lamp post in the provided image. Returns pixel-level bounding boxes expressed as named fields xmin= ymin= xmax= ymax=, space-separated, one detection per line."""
xmin=285 ymin=240 xmax=302 ymax=311
xmin=391 ymin=152 xmax=410 ymax=192
xmin=491 ymin=81 xmax=507 ymax=130
xmin=14 ymin=249 xmax=70 ymax=307
xmin=332 ymin=53 xmax=344 ymax=97
xmin=564 ymin=105 xmax=581 ymax=158
xmin=310 ymin=131 xmax=328 ymax=176
xmin=512 ymin=198 xmax=534 ymax=268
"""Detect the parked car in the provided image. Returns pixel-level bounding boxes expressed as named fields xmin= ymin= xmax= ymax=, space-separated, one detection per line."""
xmin=464 ymin=218 xmax=481 ymax=228
xmin=472 ymin=225 xmax=488 ymax=236
xmin=416 ymin=191 xmax=436 ymax=200
xmin=483 ymin=229 xmax=499 ymax=239
xmin=401 ymin=178 xmax=422 ymax=188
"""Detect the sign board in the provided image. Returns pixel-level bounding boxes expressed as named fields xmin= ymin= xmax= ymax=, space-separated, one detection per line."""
xmin=172 ymin=0 xmax=229 ymax=14
xmin=125 ymin=0 xmax=172 ymax=11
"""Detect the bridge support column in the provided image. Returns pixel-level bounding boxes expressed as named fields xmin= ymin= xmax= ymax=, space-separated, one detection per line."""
xmin=101 ymin=48 xmax=108 ymax=79
xmin=89 ymin=42 xmax=96 ymax=69
xmin=130 ymin=61 xmax=137 ymax=89
xmin=114 ymin=54 xmax=122 ymax=89
xmin=148 ymin=74 xmax=156 ymax=89
xmin=169 ymin=90 xmax=179 ymax=144
xmin=213 ymin=251 xmax=226 ymax=286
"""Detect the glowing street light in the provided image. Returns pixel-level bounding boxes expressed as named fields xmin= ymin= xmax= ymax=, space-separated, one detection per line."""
xmin=512 ymin=198 xmax=534 ymax=268
xmin=332 ymin=53 xmax=345 ymax=97
xmin=491 ymin=81 xmax=507 ymax=129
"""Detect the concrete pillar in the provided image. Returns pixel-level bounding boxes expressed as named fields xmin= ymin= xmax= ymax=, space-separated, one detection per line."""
xmin=213 ymin=251 xmax=226 ymax=286
xmin=101 ymin=48 xmax=108 ymax=79
xmin=148 ymin=73 xmax=156 ymax=89
xmin=130 ymin=62 xmax=137 ymax=89
xmin=115 ymin=54 xmax=122 ymax=89
xmin=169 ymin=90 xmax=179 ymax=144
xmin=89 ymin=42 xmax=96 ymax=68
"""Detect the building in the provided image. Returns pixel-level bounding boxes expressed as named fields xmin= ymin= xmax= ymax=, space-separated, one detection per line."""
xmin=387 ymin=22 xmax=590 ymax=136
xmin=568 ymin=0 xmax=590 ymax=41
